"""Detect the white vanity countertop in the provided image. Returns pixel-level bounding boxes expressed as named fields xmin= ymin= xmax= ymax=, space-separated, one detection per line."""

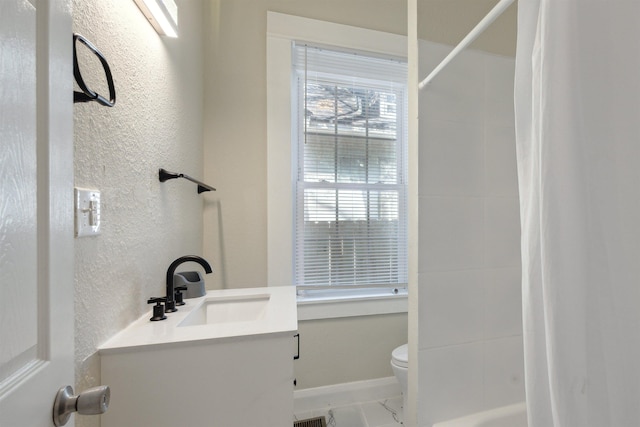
xmin=99 ymin=286 xmax=297 ymax=355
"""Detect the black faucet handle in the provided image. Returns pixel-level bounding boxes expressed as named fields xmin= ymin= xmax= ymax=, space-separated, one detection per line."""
xmin=165 ymin=299 xmax=177 ymax=313
xmin=174 ymin=286 xmax=187 ymax=306
xmin=147 ymin=297 xmax=167 ymax=321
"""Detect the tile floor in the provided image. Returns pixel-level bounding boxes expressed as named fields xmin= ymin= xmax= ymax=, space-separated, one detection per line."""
xmin=294 ymin=395 xmax=404 ymax=427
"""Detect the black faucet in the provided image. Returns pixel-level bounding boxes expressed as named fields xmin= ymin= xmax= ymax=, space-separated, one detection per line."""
xmin=165 ymin=255 xmax=213 ymax=313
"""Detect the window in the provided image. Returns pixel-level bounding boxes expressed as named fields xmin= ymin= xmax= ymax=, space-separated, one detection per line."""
xmin=292 ymin=44 xmax=408 ymax=295
xmin=267 ymin=12 xmax=409 ymax=316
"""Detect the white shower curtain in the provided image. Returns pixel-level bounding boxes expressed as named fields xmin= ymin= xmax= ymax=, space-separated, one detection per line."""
xmin=515 ymin=1 xmax=640 ymax=426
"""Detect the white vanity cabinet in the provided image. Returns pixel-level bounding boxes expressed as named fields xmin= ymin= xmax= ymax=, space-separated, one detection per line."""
xmin=99 ymin=287 xmax=297 ymax=427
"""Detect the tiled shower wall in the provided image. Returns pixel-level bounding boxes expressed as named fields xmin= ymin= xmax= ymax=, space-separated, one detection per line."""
xmin=417 ymin=41 xmax=523 ymax=426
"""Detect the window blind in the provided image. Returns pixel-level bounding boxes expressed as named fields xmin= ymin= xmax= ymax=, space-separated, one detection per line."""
xmin=293 ymin=43 xmax=408 ymax=291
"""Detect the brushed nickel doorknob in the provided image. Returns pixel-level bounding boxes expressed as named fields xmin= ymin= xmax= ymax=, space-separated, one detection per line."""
xmin=53 ymin=385 xmax=110 ymax=426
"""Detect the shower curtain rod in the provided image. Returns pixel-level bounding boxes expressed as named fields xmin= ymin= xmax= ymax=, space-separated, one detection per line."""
xmin=418 ymin=0 xmax=515 ymax=90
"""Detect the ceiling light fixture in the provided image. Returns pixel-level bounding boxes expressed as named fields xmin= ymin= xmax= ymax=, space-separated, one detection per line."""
xmin=134 ymin=0 xmax=178 ymax=38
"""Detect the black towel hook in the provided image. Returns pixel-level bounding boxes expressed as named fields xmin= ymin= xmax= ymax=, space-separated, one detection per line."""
xmin=73 ymin=33 xmax=116 ymax=107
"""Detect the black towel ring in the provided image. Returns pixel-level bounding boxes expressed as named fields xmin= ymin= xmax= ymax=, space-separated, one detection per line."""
xmin=73 ymin=33 xmax=116 ymax=107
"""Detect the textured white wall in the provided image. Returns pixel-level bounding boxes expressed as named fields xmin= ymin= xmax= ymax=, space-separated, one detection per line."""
xmin=417 ymin=41 xmax=522 ymax=426
xmin=72 ymin=2 xmax=204 ymax=426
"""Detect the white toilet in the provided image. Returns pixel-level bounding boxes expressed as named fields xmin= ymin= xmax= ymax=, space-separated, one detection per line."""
xmin=391 ymin=343 xmax=409 ymax=422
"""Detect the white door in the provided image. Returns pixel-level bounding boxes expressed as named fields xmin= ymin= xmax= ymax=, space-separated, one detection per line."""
xmin=0 ymin=0 xmax=74 ymax=426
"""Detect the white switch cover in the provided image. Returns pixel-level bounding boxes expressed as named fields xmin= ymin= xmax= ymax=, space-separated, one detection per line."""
xmin=75 ymin=187 xmax=101 ymax=237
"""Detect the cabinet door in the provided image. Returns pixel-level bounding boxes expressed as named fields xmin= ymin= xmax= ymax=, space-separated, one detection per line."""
xmin=101 ymin=335 xmax=294 ymax=427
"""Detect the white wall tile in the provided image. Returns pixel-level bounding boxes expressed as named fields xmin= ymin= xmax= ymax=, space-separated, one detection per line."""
xmin=420 ymin=119 xmax=485 ymax=197
xmin=418 ymin=40 xmax=451 ymax=76
xmin=419 ymin=196 xmax=485 ymax=272
xmin=485 ymin=54 xmax=516 ymax=127
xmin=484 ymin=267 xmax=522 ymax=339
xmin=418 ymin=343 xmax=485 ymax=426
xmin=417 ymin=43 xmax=518 ymax=425
xmin=419 ymin=270 xmax=485 ymax=349
xmin=484 ymin=197 xmax=521 ymax=268
xmin=420 ymin=49 xmax=485 ymax=125
xmin=483 ymin=336 xmax=526 ymax=409
xmin=485 ymin=125 xmax=518 ymax=197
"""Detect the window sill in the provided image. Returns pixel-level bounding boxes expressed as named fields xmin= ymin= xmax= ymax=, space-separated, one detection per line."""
xmin=296 ymin=290 xmax=408 ymax=321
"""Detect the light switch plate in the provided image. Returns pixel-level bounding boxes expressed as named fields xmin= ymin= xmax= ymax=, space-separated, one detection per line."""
xmin=75 ymin=187 xmax=101 ymax=237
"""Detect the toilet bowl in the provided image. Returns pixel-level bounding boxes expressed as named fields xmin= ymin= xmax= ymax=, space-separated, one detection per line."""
xmin=391 ymin=343 xmax=408 ymax=423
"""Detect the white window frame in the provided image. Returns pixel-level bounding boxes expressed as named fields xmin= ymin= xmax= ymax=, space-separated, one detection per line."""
xmin=267 ymin=12 xmax=408 ymax=319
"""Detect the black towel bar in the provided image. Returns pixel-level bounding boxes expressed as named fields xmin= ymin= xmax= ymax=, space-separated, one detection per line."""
xmin=159 ymin=168 xmax=216 ymax=194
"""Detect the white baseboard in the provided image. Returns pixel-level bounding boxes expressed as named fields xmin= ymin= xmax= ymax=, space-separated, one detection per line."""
xmin=294 ymin=377 xmax=401 ymax=413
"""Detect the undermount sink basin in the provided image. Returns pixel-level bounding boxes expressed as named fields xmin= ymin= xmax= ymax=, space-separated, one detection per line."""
xmin=178 ymin=294 xmax=271 ymax=327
